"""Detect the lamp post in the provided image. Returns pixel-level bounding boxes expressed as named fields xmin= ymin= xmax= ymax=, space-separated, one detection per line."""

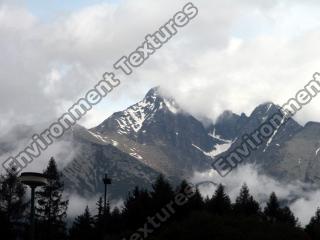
xmin=102 ymin=174 xmax=112 ymax=212
xmin=19 ymin=172 xmax=47 ymax=240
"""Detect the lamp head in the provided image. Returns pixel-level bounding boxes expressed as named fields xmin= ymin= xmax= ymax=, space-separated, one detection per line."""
xmin=103 ymin=174 xmax=112 ymax=185
xmin=19 ymin=172 xmax=48 ymax=188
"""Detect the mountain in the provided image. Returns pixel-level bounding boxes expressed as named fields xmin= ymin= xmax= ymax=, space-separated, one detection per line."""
xmin=214 ymin=102 xmax=306 ymax=180
xmin=91 ymin=87 xmax=225 ymax=176
xmin=62 ymin=126 xmax=162 ymax=198
xmin=2 ymin=87 xmax=320 ymax=199
xmin=209 ymin=110 xmax=248 ymax=140
xmin=62 ymin=87 xmax=231 ymax=198
xmin=62 ymin=87 xmax=320 ymax=199
xmin=269 ymin=122 xmax=320 ymax=183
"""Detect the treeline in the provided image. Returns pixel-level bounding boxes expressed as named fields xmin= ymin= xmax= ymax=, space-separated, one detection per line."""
xmin=1 ymin=158 xmax=320 ymax=240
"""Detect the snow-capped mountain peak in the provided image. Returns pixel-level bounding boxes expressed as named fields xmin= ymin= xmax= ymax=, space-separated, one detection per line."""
xmin=94 ymin=87 xmax=181 ymax=136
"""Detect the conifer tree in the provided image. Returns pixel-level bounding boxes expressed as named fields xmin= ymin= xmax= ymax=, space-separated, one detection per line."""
xmin=36 ymin=157 xmax=68 ymax=240
xmin=69 ymin=206 xmax=94 ymax=240
xmin=191 ymin=188 xmax=204 ymax=210
xmin=175 ymin=180 xmax=203 ymax=217
xmin=123 ymin=186 xmax=152 ymax=229
xmin=109 ymin=207 xmax=123 ymax=234
xmin=151 ymin=174 xmax=174 ymax=209
xmin=207 ymin=184 xmax=231 ymax=215
xmin=233 ymin=183 xmax=260 ymax=215
xmin=264 ymin=192 xmax=281 ymax=222
xmin=0 ymin=167 xmax=27 ymax=239
xmin=278 ymin=206 xmax=297 ymax=227
xmin=263 ymin=192 xmax=297 ymax=226
xmin=305 ymin=208 xmax=320 ymax=239
xmin=94 ymin=197 xmax=104 ymax=239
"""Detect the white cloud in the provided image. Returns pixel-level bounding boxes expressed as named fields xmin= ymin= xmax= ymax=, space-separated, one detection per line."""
xmin=1 ymin=0 xmax=320 ymax=132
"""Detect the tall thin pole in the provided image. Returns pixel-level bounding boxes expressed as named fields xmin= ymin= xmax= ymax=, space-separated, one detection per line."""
xmin=104 ymin=181 xmax=107 ymax=211
xmin=30 ymin=186 xmax=36 ymax=240
xmin=102 ymin=174 xmax=111 ymax=213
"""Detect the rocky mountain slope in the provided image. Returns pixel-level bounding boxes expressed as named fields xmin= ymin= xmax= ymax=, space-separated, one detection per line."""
xmin=1 ymin=87 xmax=320 ymax=198
xmin=62 ymin=87 xmax=231 ymax=198
xmin=214 ymin=102 xmax=304 ymax=179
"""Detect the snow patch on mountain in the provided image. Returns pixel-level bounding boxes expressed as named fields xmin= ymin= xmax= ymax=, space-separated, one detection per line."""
xmin=192 ymin=139 xmax=233 ymax=158
xmin=199 ymin=128 xmax=234 ymax=157
xmin=163 ymin=98 xmax=179 ymax=114
xmin=111 ymin=140 xmax=119 ymax=147
xmin=89 ymin=130 xmax=109 ymax=143
xmin=210 ymin=141 xmax=233 ymax=157
xmin=129 ymin=152 xmax=143 ymax=160
xmin=112 ymin=88 xmax=181 ymax=135
xmin=266 ymin=103 xmax=272 ymax=112
xmin=263 ymin=115 xmax=286 ymax=152
xmin=209 ymin=128 xmax=232 ymax=142
xmin=115 ymin=98 xmax=157 ymax=134
xmin=316 ymin=147 xmax=320 ymax=156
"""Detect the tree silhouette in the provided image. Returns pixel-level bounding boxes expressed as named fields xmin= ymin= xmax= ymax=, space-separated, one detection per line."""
xmin=94 ymin=197 xmax=105 ymax=239
xmin=108 ymin=207 xmax=123 ymax=234
xmin=305 ymin=208 xmax=320 ymax=239
xmin=264 ymin=192 xmax=297 ymax=226
xmin=206 ymin=184 xmax=231 ymax=215
xmin=0 ymin=168 xmax=27 ymax=240
xmin=264 ymin=192 xmax=281 ymax=222
xmin=233 ymin=183 xmax=260 ymax=216
xmin=69 ymin=206 xmax=94 ymax=240
xmin=278 ymin=206 xmax=297 ymax=227
xmin=123 ymin=186 xmax=152 ymax=229
xmin=151 ymin=174 xmax=175 ymax=210
xmin=59 ymin=175 xmax=310 ymax=240
xmin=175 ymin=180 xmax=203 ymax=218
xmin=36 ymin=157 xmax=68 ymax=240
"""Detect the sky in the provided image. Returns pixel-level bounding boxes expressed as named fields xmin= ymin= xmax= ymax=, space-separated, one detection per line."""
xmin=25 ymin=0 xmax=115 ymax=20
xmin=1 ymin=0 xmax=320 ymax=131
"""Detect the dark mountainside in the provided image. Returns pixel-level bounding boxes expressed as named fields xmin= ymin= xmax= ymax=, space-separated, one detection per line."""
xmin=1 ymin=87 xmax=320 ymax=198
xmin=60 ymin=87 xmax=320 ymax=198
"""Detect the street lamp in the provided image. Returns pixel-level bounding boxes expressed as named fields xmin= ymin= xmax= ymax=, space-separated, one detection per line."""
xmin=102 ymin=174 xmax=112 ymax=212
xmin=19 ymin=172 xmax=47 ymax=240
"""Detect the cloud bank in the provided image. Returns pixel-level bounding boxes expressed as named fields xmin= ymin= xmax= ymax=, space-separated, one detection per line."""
xmin=0 ymin=0 xmax=320 ymax=134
